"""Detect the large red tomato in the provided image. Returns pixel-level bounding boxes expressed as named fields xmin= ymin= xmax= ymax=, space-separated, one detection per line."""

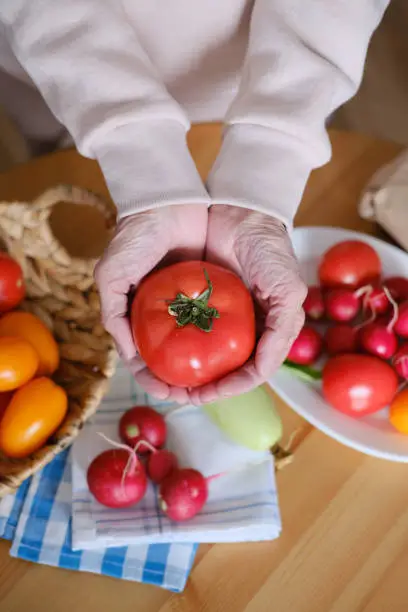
xmin=0 ymin=253 xmax=25 ymax=312
xmin=322 ymin=354 xmax=398 ymax=417
xmin=131 ymin=261 xmax=256 ymax=388
xmin=319 ymin=240 xmax=381 ymax=289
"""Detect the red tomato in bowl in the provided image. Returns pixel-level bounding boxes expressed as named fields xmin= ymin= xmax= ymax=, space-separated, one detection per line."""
xmin=322 ymin=354 xmax=398 ymax=417
xmin=0 ymin=253 xmax=25 ymax=312
xmin=131 ymin=261 xmax=256 ymax=388
xmin=319 ymin=240 xmax=381 ymax=290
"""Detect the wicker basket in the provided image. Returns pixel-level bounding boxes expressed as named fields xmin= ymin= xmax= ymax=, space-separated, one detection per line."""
xmin=0 ymin=185 xmax=117 ymax=498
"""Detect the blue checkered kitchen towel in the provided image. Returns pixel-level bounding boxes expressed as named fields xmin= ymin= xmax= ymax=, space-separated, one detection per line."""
xmin=0 ymin=448 xmax=198 ymax=591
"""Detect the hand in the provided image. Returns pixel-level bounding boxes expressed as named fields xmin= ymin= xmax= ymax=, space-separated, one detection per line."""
xmin=95 ymin=204 xmax=208 ymax=403
xmin=190 ymin=205 xmax=307 ymax=404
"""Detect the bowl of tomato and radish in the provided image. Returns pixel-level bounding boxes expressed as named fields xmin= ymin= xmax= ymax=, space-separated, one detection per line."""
xmin=268 ymin=227 xmax=408 ymax=462
xmin=131 ymin=261 xmax=256 ymax=388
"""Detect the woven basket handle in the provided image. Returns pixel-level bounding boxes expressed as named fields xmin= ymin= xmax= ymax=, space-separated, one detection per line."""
xmin=0 ymin=184 xmax=116 ymax=291
xmin=32 ymin=184 xmax=116 ymax=224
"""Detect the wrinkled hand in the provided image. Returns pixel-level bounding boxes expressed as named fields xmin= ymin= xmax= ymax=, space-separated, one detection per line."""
xmin=95 ymin=204 xmax=208 ymax=404
xmin=190 ymin=205 xmax=307 ymax=404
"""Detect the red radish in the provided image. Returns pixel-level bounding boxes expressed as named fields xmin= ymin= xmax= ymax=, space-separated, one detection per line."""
xmin=325 ymin=289 xmax=360 ymax=322
xmin=132 ymin=439 xmax=178 ymax=484
xmin=393 ymin=345 xmax=408 ymax=380
xmin=147 ymin=449 xmax=178 ymax=484
xmin=119 ymin=406 xmax=166 ymax=454
xmin=159 ymin=468 xmax=209 ymax=522
xmin=303 ymin=286 xmax=325 ymax=321
xmin=359 ymin=323 xmax=397 ymax=360
xmin=158 ymin=461 xmax=265 ymax=522
xmin=325 ymin=324 xmax=358 ymax=356
xmin=87 ymin=449 xmax=147 ymax=508
xmin=319 ymin=240 xmax=381 ymax=290
xmin=394 ymin=302 xmax=408 ymax=339
xmin=384 ymin=277 xmax=408 ymax=303
xmin=287 ymin=326 xmax=323 ymax=365
xmin=363 ymin=286 xmax=389 ymax=316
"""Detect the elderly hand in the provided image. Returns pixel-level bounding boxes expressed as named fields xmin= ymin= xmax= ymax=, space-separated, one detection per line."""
xmin=95 ymin=204 xmax=208 ymax=404
xmin=190 ymin=205 xmax=306 ymax=404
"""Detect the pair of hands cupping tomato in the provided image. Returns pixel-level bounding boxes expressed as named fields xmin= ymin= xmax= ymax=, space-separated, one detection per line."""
xmin=95 ymin=204 xmax=306 ymax=404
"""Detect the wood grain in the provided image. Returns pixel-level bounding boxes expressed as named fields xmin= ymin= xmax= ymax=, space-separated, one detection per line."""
xmin=0 ymin=125 xmax=405 ymax=612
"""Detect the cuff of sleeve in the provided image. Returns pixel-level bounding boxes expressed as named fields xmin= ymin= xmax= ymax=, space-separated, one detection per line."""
xmin=207 ymin=124 xmax=329 ymax=227
xmin=94 ymin=120 xmax=211 ymax=219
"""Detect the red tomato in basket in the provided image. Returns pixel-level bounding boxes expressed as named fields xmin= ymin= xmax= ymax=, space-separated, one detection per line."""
xmin=0 ymin=253 xmax=25 ymax=312
xmin=131 ymin=261 xmax=256 ymax=388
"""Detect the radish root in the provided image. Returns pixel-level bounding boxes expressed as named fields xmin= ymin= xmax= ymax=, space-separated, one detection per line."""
xmin=97 ymin=432 xmax=138 ymax=486
xmin=133 ymin=439 xmax=157 ymax=454
xmin=354 ymin=285 xmax=379 ymax=330
xmin=397 ymin=380 xmax=408 ymax=394
xmin=384 ymin=286 xmax=399 ymax=333
xmin=355 ymin=308 xmax=376 ymax=331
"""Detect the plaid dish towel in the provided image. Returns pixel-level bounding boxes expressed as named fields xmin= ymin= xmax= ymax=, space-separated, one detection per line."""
xmin=0 ymin=479 xmax=30 ymax=541
xmin=0 ymin=449 xmax=197 ymax=591
xmin=72 ymin=362 xmax=281 ymax=550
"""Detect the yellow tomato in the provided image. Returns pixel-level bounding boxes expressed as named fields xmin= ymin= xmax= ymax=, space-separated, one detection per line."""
xmin=0 ymin=377 xmax=68 ymax=458
xmin=0 ymin=312 xmax=59 ymax=376
xmin=0 ymin=336 xmax=39 ymax=392
xmin=389 ymin=389 xmax=408 ymax=434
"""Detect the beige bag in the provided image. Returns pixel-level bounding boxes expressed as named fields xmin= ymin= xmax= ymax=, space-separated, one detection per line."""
xmin=359 ymin=150 xmax=408 ymax=252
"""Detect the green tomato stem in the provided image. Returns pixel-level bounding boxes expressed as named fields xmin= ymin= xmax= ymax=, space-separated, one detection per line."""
xmin=167 ymin=269 xmax=220 ymax=332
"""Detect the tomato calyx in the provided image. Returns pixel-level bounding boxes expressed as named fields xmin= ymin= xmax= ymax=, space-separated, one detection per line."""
xmin=167 ymin=269 xmax=220 ymax=332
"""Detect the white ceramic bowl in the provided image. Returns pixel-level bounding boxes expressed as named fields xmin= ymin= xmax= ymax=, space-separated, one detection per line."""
xmin=268 ymin=226 xmax=408 ymax=462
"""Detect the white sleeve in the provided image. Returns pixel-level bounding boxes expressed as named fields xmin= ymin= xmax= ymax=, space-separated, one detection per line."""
xmin=207 ymin=0 xmax=390 ymax=227
xmin=0 ymin=1 xmax=210 ymax=217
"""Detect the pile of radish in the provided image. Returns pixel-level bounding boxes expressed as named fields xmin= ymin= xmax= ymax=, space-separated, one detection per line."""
xmin=286 ymin=239 xmax=408 ymax=430
xmin=87 ymin=405 xmax=215 ymax=521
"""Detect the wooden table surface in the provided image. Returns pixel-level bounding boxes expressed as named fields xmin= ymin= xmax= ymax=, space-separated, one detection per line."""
xmin=0 ymin=126 xmax=406 ymax=612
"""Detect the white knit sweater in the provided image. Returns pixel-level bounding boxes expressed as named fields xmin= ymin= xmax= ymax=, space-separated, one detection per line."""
xmin=0 ymin=1 xmax=389 ymax=224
